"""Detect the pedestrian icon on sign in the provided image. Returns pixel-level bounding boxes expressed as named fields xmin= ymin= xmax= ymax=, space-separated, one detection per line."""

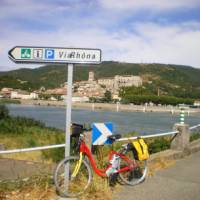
xmin=21 ymin=48 xmax=31 ymax=59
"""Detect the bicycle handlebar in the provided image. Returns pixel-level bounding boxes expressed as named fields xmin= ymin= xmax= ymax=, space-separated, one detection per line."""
xmin=107 ymin=134 xmax=121 ymax=142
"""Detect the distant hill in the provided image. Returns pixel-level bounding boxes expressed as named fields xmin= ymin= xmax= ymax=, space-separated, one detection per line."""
xmin=0 ymin=61 xmax=200 ymax=98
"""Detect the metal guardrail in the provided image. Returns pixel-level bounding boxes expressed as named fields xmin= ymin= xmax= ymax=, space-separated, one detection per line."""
xmin=189 ymin=124 xmax=200 ymax=130
xmin=0 ymin=144 xmax=65 ymax=155
xmin=0 ymin=124 xmax=199 ymax=155
xmin=117 ymin=130 xmax=178 ymax=142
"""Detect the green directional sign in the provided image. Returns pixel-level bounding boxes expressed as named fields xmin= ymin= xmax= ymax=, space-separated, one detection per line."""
xmin=21 ymin=48 xmax=31 ymax=59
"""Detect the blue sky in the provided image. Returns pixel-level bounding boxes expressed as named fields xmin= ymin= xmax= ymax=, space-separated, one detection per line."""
xmin=0 ymin=0 xmax=200 ymax=71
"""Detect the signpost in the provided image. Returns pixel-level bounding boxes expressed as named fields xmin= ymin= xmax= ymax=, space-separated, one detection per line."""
xmin=8 ymin=45 xmax=101 ymax=188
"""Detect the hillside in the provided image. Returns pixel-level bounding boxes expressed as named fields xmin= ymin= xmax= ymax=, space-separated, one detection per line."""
xmin=0 ymin=62 xmax=200 ymax=98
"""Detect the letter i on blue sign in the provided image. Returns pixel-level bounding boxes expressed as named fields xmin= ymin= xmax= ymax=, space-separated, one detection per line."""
xmin=45 ymin=49 xmax=55 ymax=59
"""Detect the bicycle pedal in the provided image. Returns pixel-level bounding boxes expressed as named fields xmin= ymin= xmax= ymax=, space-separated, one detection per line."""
xmin=109 ymin=173 xmax=119 ymax=186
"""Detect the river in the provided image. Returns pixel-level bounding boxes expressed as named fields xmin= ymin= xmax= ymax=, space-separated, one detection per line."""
xmin=7 ymin=104 xmax=200 ymax=135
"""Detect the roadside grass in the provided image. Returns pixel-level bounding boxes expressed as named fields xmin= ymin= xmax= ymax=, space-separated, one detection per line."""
xmin=80 ymin=175 xmax=114 ymax=200
xmin=0 ymin=175 xmax=114 ymax=200
xmin=0 ymin=114 xmax=65 ymax=162
xmin=190 ymin=132 xmax=200 ymax=142
xmin=0 ymin=129 xmax=65 ymax=163
xmin=148 ymin=158 xmax=176 ymax=177
xmin=0 ymin=175 xmax=56 ymax=200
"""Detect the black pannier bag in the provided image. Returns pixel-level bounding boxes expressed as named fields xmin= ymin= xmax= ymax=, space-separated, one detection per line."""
xmin=71 ymin=123 xmax=83 ymax=137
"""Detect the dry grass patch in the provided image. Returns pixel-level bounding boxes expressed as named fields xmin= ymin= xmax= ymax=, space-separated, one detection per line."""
xmin=80 ymin=175 xmax=115 ymax=200
xmin=148 ymin=158 xmax=176 ymax=177
xmin=0 ymin=173 xmax=116 ymax=200
xmin=1 ymin=186 xmax=56 ymax=200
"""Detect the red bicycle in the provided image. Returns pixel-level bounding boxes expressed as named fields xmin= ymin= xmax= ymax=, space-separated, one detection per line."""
xmin=54 ymin=130 xmax=148 ymax=197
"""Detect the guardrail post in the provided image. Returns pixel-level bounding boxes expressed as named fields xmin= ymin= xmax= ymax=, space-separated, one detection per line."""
xmin=171 ymin=123 xmax=190 ymax=151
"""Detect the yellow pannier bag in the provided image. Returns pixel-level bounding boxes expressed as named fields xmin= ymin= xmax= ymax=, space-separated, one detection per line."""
xmin=132 ymin=138 xmax=149 ymax=161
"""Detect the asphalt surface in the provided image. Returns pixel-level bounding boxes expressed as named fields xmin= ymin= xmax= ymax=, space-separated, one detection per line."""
xmin=115 ymin=151 xmax=200 ymax=200
xmin=0 ymin=158 xmax=53 ymax=180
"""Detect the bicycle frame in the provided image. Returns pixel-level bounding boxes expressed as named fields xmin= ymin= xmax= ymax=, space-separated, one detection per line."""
xmin=79 ymin=140 xmax=138 ymax=177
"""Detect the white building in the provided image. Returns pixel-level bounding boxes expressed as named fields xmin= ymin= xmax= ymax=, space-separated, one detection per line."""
xmin=0 ymin=88 xmax=13 ymax=98
xmin=98 ymin=78 xmax=114 ymax=91
xmin=114 ymin=75 xmax=143 ymax=90
xmin=30 ymin=92 xmax=39 ymax=99
xmin=72 ymin=96 xmax=89 ymax=102
xmin=74 ymin=81 xmax=105 ymax=98
xmin=98 ymin=75 xmax=143 ymax=93
xmin=73 ymin=71 xmax=106 ymax=98
xmin=11 ymin=90 xmax=38 ymax=100
xmin=194 ymin=101 xmax=200 ymax=106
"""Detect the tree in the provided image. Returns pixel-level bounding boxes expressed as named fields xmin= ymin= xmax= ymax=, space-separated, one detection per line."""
xmin=104 ymin=90 xmax=112 ymax=102
xmin=0 ymin=105 xmax=9 ymax=120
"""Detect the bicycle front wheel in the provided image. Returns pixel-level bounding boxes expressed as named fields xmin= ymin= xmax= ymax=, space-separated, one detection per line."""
xmin=119 ymin=150 xmax=148 ymax=186
xmin=54 ymin=156 xmax=92 ymax=197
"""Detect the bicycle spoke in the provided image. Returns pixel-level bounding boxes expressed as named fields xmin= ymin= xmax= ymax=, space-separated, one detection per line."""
xmin=54 ymin=156 xmax=92 ymax=197
xmin=119 ymin=151 xmax=148 ymax=185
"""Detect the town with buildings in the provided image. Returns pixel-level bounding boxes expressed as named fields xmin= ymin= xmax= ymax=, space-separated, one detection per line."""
xmin=0 ymin=72 xmax=143 ymax=103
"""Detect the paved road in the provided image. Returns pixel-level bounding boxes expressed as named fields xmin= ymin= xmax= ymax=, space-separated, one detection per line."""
xmin=115 ymin=151 xmax=200 ymax=200
xmin=0 ymin=158 xmax=53 ymax=180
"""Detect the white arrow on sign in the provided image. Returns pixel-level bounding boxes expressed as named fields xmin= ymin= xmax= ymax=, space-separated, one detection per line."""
xmin=93 ymin=123 xmax=113 ymax=145
xmin=8 ymin=46 xmax=101 ymax=64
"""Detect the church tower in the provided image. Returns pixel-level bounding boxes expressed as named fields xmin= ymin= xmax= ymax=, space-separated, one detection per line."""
xmin=88 ymin=71 xmax=95 ymax=82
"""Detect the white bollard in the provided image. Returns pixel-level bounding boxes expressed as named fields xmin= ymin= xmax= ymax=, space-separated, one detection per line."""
xmin=180 ymin=109 xmax=185 ymax=124
xmin=116 ymin=102 xmax=119 ymax=112
xmin=92 ymin=103 xmax=95 ymax=111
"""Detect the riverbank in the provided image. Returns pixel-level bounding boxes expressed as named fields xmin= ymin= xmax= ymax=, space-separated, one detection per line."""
xmin=0 ymin=105 xmax=65 ymax=162
xmin=20 ymin=99 xmax=200 ymax=114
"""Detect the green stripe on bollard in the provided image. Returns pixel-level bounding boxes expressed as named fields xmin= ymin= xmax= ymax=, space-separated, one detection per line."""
xmin=179 ymin=109 xmax=185 ymax=124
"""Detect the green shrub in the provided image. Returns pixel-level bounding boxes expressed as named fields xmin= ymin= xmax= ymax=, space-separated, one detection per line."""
xmin=0 ymin=116 xmax=45 ymax=135
xmin=0 ymin=105 xmax=9 ymax=120
xmin=41 ymin=133 xmax=65 ymax=162
xmin=119 ymin=86 xmax=194 ymax=105
xmin=42 ymin=147 xmax=65 ymax=163
xmin=0 ymin=98 xmax=20 ymax=104
xmin=190 ymin=132 xmax=200 ymax=142
xmin=27 ymin=138 xmax=38 ymax=147
xmin=148 ymin=138 xmax=170 ymax=154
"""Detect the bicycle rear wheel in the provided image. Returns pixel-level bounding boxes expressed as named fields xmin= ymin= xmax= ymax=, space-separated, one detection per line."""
xmin=54 ymin=156 xmax=92 ymax=197
xmin=119 ymin=150 xmax=147 ymax=186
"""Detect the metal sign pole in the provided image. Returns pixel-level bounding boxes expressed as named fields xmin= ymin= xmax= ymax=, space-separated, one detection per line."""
xmin=64 ymin=63 xmax=73 ymax=189
xmin=65 ymin=63 xmax=73 ymax=158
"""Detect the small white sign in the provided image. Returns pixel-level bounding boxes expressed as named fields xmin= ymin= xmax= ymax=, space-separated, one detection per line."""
xmin=8 ymin=46 xmax=101 ymax=64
